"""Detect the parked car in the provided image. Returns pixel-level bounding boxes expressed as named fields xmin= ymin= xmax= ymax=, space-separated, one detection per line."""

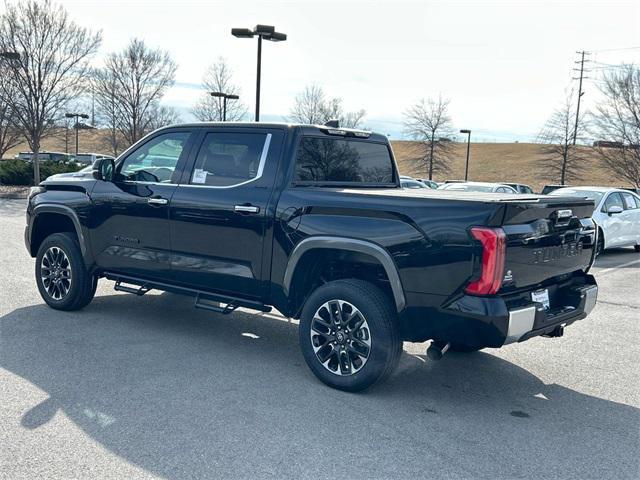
xmin=417 ymin=179 xmax=439 ymax=189
xmin=401 ymin=179 xmax=431 ymax=189
xmin=438 ymin=182 xmax=518 ymax=193
xmin=25 ymin=122 xmax=598 ymax=392
xmin=503 ymin=182 xmax=534 ymax=194
xmin=74 ymin=153 xmax=115 ymax=165
xmin=550 ymin=186 xmax=640 ymax=254
xmin=541 ymin=184 xmax=570 ymax=195
xmin=16 ymin=151 xmax=75 ymax=163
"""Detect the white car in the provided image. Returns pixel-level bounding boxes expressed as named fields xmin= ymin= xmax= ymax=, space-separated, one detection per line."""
xmin=74 ymin=153 xmax=115 ymax=165
xmin=437 ymin=181 xmax=518 ymax=194
xmin=550 ymin=186 xmax=640 ymax=254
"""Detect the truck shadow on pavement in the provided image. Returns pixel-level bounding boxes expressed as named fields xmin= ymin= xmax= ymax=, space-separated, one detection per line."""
xmin=2 ymin=291 xmax=638 ymax=479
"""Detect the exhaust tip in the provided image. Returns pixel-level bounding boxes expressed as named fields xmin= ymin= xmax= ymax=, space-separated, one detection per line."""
xmin=427 ymin=341 xmax=450 ymax=361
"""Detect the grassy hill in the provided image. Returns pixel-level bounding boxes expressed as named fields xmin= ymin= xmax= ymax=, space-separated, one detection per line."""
xmin=3 ymin=130 xmax=625 ymax=191
xmin=391 ymin=141 xmax=619 ymax=191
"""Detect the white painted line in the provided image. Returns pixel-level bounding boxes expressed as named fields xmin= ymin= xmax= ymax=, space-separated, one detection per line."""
xmin=595 ymin=258 xmax=640 ymax=276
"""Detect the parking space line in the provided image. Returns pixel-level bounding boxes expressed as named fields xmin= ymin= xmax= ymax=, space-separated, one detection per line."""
xmin=595 ymin=258 xmax=640 ymax=276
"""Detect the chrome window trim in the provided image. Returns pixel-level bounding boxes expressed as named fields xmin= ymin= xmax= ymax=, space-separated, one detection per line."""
xmin=179 ymin=133 xmax=272 ymax=190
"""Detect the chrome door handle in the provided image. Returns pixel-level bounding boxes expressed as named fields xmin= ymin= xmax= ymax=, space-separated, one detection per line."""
xmin=234 ymin=205 xmax=260 ymax=214
xmin=147 ymin=197 xmax=168 ymax=205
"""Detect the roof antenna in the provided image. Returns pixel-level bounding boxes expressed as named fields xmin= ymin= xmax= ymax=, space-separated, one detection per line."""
xmin=324 ymin=119 xmax=339 ymax=128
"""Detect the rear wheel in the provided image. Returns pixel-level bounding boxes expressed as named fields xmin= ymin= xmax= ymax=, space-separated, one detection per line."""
xmin=299 ymin=279 xmax=402 ymax=392
xmin=35 ymin=233 xmax=97 ymax=311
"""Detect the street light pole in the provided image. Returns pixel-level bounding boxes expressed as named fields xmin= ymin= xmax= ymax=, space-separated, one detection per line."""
xmin=256 ymin=34 xmax=262 ymax=122
xmin=232 ymin=25 xmax=287 ymax=122
xmin=210 ymin=92 xmax=240 ymax=121
xmin=65 ymin=113 xmax=90 ymax=156
xmin=460 ymin=129 xmax=471 ymax=181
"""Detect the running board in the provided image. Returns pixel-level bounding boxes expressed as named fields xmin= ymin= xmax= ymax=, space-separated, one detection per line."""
xmin=104 ymin=272 xmax=272 ymax=314
xmin=114 ymin=280 xmax=151 ymax=296
xmin=195 ymin=294 xmax=238 ymax=315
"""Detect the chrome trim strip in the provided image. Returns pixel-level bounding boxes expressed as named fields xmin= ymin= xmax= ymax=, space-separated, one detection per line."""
xmin=178 ymin=133 xmax=272 ymax=190
xmin=234 ymin=205 xmax=259 ymax=213
xmin=504 ymin=306 xmax=537 ymax=345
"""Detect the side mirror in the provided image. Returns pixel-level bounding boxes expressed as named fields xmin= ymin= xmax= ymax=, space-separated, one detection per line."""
xmin=607 ymin=205 xmax=623 ymax=215
xmin=92 ymin=158 xmax=115 ymax=182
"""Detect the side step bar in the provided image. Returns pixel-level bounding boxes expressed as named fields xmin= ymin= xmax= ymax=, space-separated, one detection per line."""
xmin=104 ymin=272 xmax=272 ymax=314
xmin=114 ymin=280 xmax=151 ymax=296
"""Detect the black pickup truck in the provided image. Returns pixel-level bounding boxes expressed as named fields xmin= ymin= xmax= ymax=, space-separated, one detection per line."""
xmin=25 ymin=122 xmax=598 ymax=391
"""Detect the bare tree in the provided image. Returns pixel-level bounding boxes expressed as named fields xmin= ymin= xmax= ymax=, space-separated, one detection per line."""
xmin=0 ymin=0 xmax=101 ymax=183
xmin=289 ymin=85 xmax=366 ymax=128
xmin=403 ymin=96 xmax=455 ymax=180
xmin=91 ymin=69 xmax=126 ymax=156
xmin=0 ymin=76 xmax=21 ymax=159
xmin=146 ymin=104 xmax=181 ymax=132
xmin=537 ymin=88 xmax=590 ymax=185
xmin=592 ymin=65 xmax=640 ymax=188
xmin=192 ymin=57 xmax=247 ymax=121
xmin=93 ymin=39 xmax=177 ymax=148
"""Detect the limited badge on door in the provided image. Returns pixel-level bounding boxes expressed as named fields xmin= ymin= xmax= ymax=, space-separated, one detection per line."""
xmin=531 ymin=289 xmax=550 ymax=310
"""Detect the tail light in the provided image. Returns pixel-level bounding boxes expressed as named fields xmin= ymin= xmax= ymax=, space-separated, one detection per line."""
xmin=465 ymin=227 xmax=506 ymax=295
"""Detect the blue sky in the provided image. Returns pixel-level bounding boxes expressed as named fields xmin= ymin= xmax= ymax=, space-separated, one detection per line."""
xmin=51 ymin=0 xmax=640 ymax=141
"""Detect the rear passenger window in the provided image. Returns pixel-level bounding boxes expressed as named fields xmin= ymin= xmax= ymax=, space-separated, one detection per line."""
xmin=294 ymin=137 xmax=395 ymax=184
xmin=621 ymin=192 xmax=639 ymax=210
xmin=190 ymin=132 xmax=271 ymax=187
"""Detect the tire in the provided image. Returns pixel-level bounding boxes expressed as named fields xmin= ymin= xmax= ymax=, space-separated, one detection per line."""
xmin=634 ymin=245 xmax=640 ymax=253
xmin=449 ymin=343 xmax=483 ymax=353
xmin=35 ymin=232 xmax=96 ymax=311
xmin=299 ymin=279 xmax=402 ymax=392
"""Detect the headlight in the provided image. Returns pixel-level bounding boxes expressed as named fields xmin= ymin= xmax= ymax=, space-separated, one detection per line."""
xmin=28 ymin=186 xmax=45 ymax=200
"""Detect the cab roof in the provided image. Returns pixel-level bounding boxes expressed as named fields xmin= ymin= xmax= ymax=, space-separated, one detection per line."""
xmin=158 ymin=121 xmax=388 ymax=142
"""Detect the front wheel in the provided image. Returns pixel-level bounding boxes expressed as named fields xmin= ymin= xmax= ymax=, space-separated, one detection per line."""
xmin=299 ymin=279 xmax=402 ymax=392
xmin=35 ymin=233 xmax=96 ymax=311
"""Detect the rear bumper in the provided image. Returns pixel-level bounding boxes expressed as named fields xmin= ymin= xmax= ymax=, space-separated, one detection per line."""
xmin=399 ymin=274 xmax=598 ymax=347
xmin=504 ymin=283 xmax=597 ymax=344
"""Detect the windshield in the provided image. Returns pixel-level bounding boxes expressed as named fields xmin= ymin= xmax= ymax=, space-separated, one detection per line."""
xmin=550 ymin=188 xmax=605 ymax=205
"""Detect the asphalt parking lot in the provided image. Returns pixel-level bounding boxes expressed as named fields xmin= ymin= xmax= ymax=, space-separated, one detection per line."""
xmin=1 ymin=198 xmax=638 ymax=480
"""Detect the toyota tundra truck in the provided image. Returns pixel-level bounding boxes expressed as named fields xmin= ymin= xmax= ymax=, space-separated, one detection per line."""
xmin=25 ymin=122 xmax=598 ymax=391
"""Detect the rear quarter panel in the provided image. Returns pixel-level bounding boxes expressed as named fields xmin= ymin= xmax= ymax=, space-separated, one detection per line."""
xmin=271 ymin=187 xmax=503 ymax=307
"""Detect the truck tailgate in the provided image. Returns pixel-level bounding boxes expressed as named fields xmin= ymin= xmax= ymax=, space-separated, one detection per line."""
xmin=499 ymin=197 xmax=596 ymax=291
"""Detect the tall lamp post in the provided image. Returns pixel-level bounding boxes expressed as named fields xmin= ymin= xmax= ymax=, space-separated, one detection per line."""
xmin=65 ymin=112 xmax=90 ymax=156
xmin=210 ymin=92 xmax=240 ymax=121
xmin=460 ymin=129 xmax=471 ymax=181
xmin=231 ymin=24 xmax=287 ymax=121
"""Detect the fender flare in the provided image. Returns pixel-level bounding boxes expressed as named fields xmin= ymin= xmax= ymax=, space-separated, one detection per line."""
xmin=283 ymin=236 xmax=406 ymax=311
xmin=30 ymin=204 xmax=90 ymax=259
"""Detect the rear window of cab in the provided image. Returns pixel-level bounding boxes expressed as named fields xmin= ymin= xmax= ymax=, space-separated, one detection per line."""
xmin=293 ymin=137 xmax=395 ymax=185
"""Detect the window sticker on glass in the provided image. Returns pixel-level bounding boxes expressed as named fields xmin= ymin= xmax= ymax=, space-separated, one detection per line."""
xmin=192 ymin=168 xmax=207 ymax=184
